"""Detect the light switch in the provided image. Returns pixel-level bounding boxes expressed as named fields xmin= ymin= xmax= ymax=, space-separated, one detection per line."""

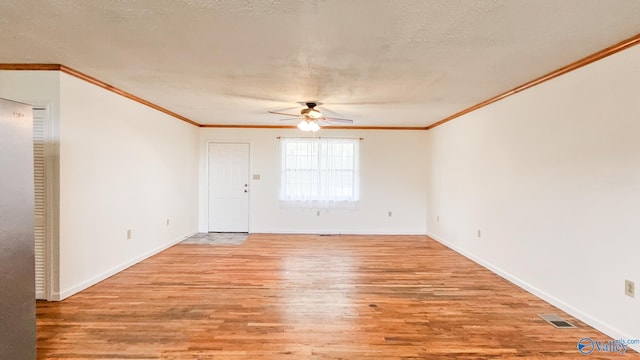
xmin=252 ymin=174 xmax=261 ymax=180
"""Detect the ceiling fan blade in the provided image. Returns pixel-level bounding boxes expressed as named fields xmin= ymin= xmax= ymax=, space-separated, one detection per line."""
xmin=279 ymin=117 xmax=303 ymax=122
xmin=322 ymin=116 xmax=354 ymax=124
xmin=268 ymin=110 xmax=300 ymax=117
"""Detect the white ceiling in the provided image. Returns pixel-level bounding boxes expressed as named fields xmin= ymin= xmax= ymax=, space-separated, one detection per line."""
xmin=1 ymin=0 xmax=639 ymax=127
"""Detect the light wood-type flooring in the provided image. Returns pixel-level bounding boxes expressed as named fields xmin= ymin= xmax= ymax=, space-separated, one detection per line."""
xmin=37 ymin=234 xmax=633 ymax=359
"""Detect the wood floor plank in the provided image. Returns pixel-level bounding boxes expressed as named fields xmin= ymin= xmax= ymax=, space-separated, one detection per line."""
xmin=37 ymin=234 xmax=634 ymax=359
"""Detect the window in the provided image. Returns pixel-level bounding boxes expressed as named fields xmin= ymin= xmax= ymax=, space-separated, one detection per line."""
xmin=280 ymin=137 xmax=360 ymax=208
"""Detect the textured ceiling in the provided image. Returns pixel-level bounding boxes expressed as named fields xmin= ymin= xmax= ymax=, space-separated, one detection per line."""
xmin=1 ymin=0 xmax=639 ymax=127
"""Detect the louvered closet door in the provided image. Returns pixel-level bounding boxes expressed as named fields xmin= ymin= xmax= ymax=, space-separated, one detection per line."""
xmin=33 ymin=107 xmax=46 ymax=300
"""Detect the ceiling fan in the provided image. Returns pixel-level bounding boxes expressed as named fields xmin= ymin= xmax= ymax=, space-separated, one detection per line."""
xmin=268 ymin=102 xmax=354 ymax=132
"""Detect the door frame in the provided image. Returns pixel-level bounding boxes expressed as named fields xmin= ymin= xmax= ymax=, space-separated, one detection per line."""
xmin=206 ymin=141 xmax=251 ymax=233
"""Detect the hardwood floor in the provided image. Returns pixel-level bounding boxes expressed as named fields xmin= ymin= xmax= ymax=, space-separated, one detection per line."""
xmin=37 ymin=234 xmax=632 ymax=359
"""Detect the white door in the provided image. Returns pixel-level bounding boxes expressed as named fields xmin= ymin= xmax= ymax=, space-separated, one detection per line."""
xmin=208 ymin=143 xmax=249 ymax=232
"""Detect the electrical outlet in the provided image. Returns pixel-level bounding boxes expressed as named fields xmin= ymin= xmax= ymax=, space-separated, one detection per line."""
xmin=625 ymin=280 xmax=635 ymax=298
xmin=477 ymin=229 xmax=481 ymax=238
xmin=126 ymin=229 xmax=132 ymax=240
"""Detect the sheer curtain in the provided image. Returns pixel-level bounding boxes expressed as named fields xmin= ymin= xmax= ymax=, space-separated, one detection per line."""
xmin=280 ymin=137 xmax=360 ymax=208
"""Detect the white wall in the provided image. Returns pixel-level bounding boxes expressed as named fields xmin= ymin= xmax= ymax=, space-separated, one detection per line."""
xmin=0 ymin=71 xmax=60 ymax=109
xmin=426 ymin=45 xmax=640 ymax=343
xmin=2 ymin=70 xmax=201 ymax=299
xmin=57 ymin=73 xmax=199 ymax=298
xmin=199 ymin=128 xmax=428 ymax=234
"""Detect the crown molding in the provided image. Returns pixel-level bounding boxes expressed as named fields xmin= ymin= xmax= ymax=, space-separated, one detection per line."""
xmin=0 ymin=63 xmax=200 ymax=127
xmin=426 ymin=32 xmax=640 ymax=130
xmin=199 ymin=124 xmax=427 ymax=130
xmin=59 ymin=65 xmax=200 ymax=127
xmin=0 ymin=64 xmax=62 ymax=70
xmin=4 ymin=32 xmax=640 ymax=132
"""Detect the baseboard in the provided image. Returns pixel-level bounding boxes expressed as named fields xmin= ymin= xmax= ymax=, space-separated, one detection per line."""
xmin=253 ymin=229 xmax=428 ymax=236
xmin=427 ymin=232 xmax=640 ymax=353
xmin=58 ymin=232 xmax=196 ymax=300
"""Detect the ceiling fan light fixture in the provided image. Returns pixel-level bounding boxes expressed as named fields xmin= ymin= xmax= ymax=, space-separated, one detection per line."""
xmin=269 ymin=102 xmax=351 ymax=130
xmin=307 ymin=109 xmax=322 ymax=119
xmin=308 ymin=121 xmax=321 ymax=132
xmin=297 ymin=119 xmax=321 ymax=132
xmin=297 ymin=120 xmax=310 ymax=131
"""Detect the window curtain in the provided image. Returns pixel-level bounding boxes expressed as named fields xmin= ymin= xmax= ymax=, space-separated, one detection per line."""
xmin=280 ymin=137 xmax=360 ymax=208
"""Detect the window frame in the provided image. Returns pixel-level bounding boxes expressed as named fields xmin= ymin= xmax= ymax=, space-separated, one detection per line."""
xmin=279 ymin=137 xmax=360 ymax=208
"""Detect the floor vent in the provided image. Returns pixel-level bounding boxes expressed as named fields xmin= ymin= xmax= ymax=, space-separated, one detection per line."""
xmin=538 ymin=314 xmax=576 ymax=328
